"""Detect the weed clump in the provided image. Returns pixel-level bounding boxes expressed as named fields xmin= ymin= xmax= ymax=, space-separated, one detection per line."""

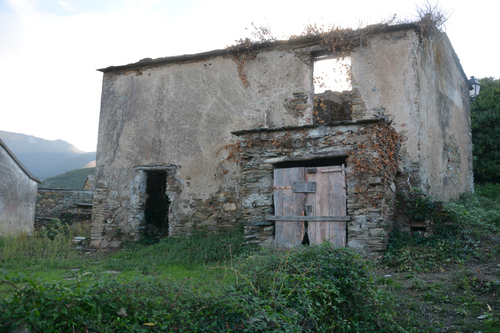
xmin=0 ymin=219 xmax=90 ymax=268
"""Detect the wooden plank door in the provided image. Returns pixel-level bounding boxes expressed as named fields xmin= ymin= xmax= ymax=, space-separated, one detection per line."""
xmin=273 ymin=168 xmax=305 ymax=247
xmin=306 ymin=165 xmax=347 ymax=246
xmin=271 ymin=165 xmax=347 ymax=247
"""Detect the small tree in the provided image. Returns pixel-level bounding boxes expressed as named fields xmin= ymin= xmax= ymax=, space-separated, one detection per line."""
xmin=471 ymin=77 xmax=500 ymax=183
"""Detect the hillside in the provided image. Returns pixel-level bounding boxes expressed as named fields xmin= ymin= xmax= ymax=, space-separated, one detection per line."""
xmin=40 ymin=167 xmax=95 ymax=189
xmin=0 ymin=131 xmax=96 ymax=180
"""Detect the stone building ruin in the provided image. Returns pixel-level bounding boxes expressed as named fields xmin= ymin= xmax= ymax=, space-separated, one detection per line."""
xmin=91 ymin=23 xmax=473 ymax=257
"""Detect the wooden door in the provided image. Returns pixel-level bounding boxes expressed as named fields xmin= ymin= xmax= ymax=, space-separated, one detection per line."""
xmin=273 ymin=168 xmax=305 ymax=247
xmin=269 ymin=165 xmax=348 ymax=247
xmin=305 ymin=166 xmax=346 ymax=246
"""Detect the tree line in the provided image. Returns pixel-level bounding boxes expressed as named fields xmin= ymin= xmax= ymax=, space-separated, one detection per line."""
xmin=471 ymin=77 xmax=500 ymax=183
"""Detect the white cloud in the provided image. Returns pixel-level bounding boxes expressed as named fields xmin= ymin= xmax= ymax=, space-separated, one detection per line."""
xmin=58 ymin=1 xmax=73 ymax=12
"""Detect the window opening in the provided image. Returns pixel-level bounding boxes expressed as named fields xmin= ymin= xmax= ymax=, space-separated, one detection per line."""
xmin=144 ymin=171 xmax=170 ymax=239
xmin=410 ymin=226 xmax=427 ymax=236
xmin=313 ymin=57 xmax=352 ymax=93
xmin=313 ymin=57 xmax=353 ymax=124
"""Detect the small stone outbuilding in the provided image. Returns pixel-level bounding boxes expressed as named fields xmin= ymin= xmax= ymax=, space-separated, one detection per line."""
xmin=91 ymin=23 xmax=473 ymax=256
xmin=0 ymin=138 xmax=41 ymax=235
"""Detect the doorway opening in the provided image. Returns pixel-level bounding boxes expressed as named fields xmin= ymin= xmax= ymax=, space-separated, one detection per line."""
xmin=144 ymin=170 xmax=170 ymax=238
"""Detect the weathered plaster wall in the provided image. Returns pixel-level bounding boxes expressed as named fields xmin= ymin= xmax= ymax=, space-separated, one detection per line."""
xmin=351 ymin=29 xmax=472 ymax=201
xmin=92 ymin=50 xmax=313 ymax=247
xmin=35 ymin=189 xmax=93 ymax=227
xmin=0 ymin=147 xmax=38 ymax=235
xmin=414 ymin=33 xmax=473 ymax=200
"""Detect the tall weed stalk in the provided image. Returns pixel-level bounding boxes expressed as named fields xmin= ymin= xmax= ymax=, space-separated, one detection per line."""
xmin=0 ymin=219 xmax=89 ymax=267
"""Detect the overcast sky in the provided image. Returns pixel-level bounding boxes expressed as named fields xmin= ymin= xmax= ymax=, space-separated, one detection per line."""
xmin=0 ymin=0 xmax=497 ymax=152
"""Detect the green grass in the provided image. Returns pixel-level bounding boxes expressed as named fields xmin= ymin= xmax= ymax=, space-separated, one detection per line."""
xmin=2 ymin=238 xmax=398 ymax=332
xmin=1 ymin=221 xmax=250 ymax=286
xmin=2 ymin=184 xmax=500 ymax=331
xmin=384 ymin=184 xmax=500 ymax=272
xmin=377 ymin=183 xmax=500 ymax=332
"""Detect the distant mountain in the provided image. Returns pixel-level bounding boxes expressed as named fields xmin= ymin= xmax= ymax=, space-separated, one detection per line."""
xmin=40 ymin=167 xmax=95 ymax=189
xmin=0 ymin=131 xmax=96 ymax=180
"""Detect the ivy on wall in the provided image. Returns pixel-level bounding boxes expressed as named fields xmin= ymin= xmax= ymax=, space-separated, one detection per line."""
xmin=347 ymin=123 xmax=402 ymax=207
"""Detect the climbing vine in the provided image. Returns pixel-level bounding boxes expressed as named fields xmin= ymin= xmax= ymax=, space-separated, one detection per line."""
xmin=226 ymin=38 xmax=258 ymax=88
xmin=347 ymin=122 xmax=402 ymax=207
xmin=217 ymin=122 xmax=401 ymax=205
xmin=226 ymin=23 xmax=277 ymax=87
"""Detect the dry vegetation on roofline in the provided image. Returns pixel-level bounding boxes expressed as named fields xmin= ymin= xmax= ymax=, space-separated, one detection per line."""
xmin=226 ymin=1 xmax=449 ymax=88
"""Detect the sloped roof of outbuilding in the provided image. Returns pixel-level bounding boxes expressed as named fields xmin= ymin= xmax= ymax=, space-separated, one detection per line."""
xmin=0 ymin=138 xmax=41 ymax=183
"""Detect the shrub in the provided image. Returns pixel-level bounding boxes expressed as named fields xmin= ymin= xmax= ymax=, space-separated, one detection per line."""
xmin=400 ymin=189 xmax=436 ymax=221
xmin=230 ymin=244 xmax=403 ymax=332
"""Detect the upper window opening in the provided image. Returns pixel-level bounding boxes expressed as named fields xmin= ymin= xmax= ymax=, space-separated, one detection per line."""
xmin=313 ymin=57 xmax=352 ymax=93
xmin=312 ymin=56 xmax=353 ymax=124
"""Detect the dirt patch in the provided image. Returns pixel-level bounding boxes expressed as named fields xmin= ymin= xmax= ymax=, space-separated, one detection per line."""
xmin=373 ymin=260 xmax=500 ymax=332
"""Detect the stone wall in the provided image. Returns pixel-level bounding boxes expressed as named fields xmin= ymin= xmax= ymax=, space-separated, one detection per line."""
xmin=235 ymin=120 xmax=398 ymax=257
xmin=35 ymin=189 xmax=93 ymax=228
xmin=92 ymin=41 xmax=313 ymax=248
xmin=91 ymin=166 xmax=242 ymax=248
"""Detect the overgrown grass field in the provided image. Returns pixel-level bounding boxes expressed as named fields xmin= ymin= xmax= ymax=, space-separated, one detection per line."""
xmin=1 ymin=184 xmax=500 ymax=332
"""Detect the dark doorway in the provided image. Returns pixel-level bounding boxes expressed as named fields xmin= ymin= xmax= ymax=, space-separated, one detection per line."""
xmin=144 ymin=171 xmax=170 ymax=238
xmin=274 ymin=156 xmax=347 ymax=169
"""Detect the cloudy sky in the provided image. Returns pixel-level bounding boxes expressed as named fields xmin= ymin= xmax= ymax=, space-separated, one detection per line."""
xmin=0 ymin=0 xmax=497 ymax=152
